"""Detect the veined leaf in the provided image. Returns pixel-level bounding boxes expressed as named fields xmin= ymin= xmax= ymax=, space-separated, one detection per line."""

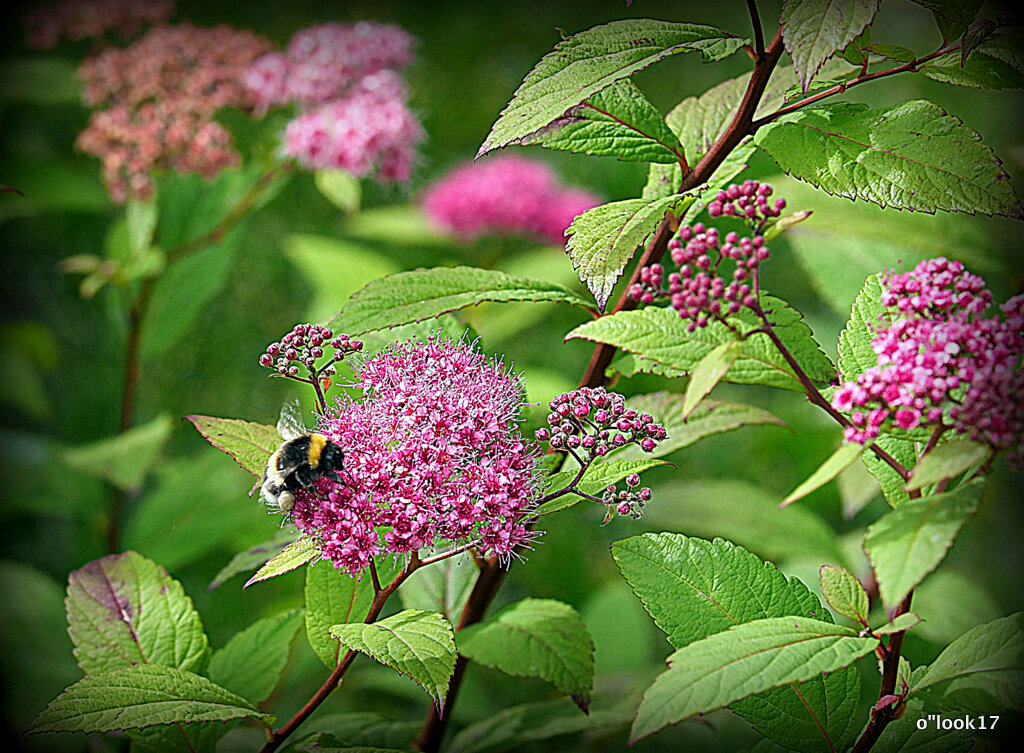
xmin=479 ymin=19 xmax=747 ymax=155
xmin=292 ymin=732 xmax=413 ymax=752
xmin=330 ymin=609 xmax=456 ymax=708
xmin=781 ymin=0 xmax=881 ymax=92
xmin=25 ymin=665 xmax=273 ymax=734
xmin=781 ymin=442 xmax=865 ymax=507
xmin=209 ymin=529 xmax=301 ymax=589
xmin=873 ymin=612 xmax=922 ymax=636
xmin=208 ymin=610 xmax=304 ymax=704
xmin=298 ymin=711 xmax=421 ymax=750
xmin=399 ymin=558 xmax=478 ymax=623
xmin=865 ymin=479 xmax=985 ymax=609
xmin=873 ymin=696 xmax=974 ymax=753
xmin=245 ymin=536 xmax=319 ymax=588
xmin=754 ymin=100 xmax=1024 ymax=217
xmin=66 ymin=551 xmax=210 ymax=676
xmin=911 ymin=612 xmax=1024 ymax=710
xmin=682 ymin=340 xmax=740 ymax=419
xmin=536 ymin=459 xmax=668 ymax=516
xmin=565 ymin=193 xmax=695 ymax=311
xmin=907 ymin=438 xmax=990 ymax=491
xmin=61 ymin=414 xmax=173 ymax=491
xmin=524 ymin=79 xmax=684 ymax=163
xmin=819 ymin=565 xmax=870 ymax=624
xmin=863 ymin=434 xmax=918 ymax=509
xmin=330 ymin=266 xmax=593 ymax=334
xmin=838 ymin=274 xmax=886 ymax=381
xmin=567 ymin=295 xmax=834 ymax=391
xmin=457 ymin=599 xmax=595 ymax=709
xmin=921 ymin=41 xmax=1024 ymax=89
xmin=185 ymin=415 xmax=280 ymax=478
xmin=630 ymin=617 xmax=877 ymax=743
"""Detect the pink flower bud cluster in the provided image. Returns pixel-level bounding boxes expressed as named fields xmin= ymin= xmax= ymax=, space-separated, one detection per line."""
xmin=535 ymin=387 xmax=666 ymax=520
xmin=22 ymin=0 xmax=174 ymax=50
xmin=290 ymin=337 xmax=543 ymax=575
xmin=75 ymin=22 xmax=273 ymax=201
xmin=832 ymin=258 xmax=1023 ymax=463
xmin=259 ymin=323 xmax=362 ymax=377
xmin=708 ymin=180 xmax=786 ymax=225
xmin=421 ymin=155 xmax=602 ymax=246
xmin=243 ymin=23 xmax=422 ymax=181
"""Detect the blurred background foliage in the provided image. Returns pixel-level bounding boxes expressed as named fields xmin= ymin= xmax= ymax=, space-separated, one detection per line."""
xmin=1 ymin=0 xmax=1022 ymax=751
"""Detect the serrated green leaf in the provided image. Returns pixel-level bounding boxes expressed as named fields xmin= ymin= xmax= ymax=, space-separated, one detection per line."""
xmin=25 ymin=665 xmax=272 ymax=735
xmin=865 ymin=479 xmax=985 ymax=609
xmin=873 ymin=612 xmax=922 ymax=636
xmin=245 ymin=536 xmax=319 ymax=588
xmin=567 ymin=295 xmax=834 ymax=391
xmin=524 ymin=79 xmax=684 ymax=163
xmin=209 ymin=529 xmax=301 ymax=589
xmin=782 ymin=442 xmax=865 ymax=507
xmin=911 ymin=612 xmax=1024 ymax=710
xmin=536 ymin=459 xmax=668 ymax=516
xmin=869 ymin=43 xmax=918 ymax=62
xmin=66 ymin=551 xmax=210 ymax=676
xmin=306 ymin=556 xmax=405 ymax=669
xmin=630 ymin=616 xmax=876 ymax=743
xmin=330 ymin=266 xmax=592 ymax=334
xmin=615 ymin=393 xmax=786 ymax=462
xmin=565 ymin=193 xmax=695 ymax=310
xmin=754 ymin=100 xmax=1024 ymax=217
xmin=315 ymin=169 xmax=362 ymax=213
xmin=921 ymin=46 xmax=1024 ymax=89
xmin=330 ymin=609 xmax=456 ymax=708
xmin=781 ymin=0 xmax=881 ymax=92
xmin=479 ymin=20 xmax=747 ymax=156
xmin=863 ymin=434 xmax=918 ymax=508
xmin=301 ymin=711 xmax=422 ymax=750
xmin=60 ymin=414 xmax=173 ymax=491
xmin=613 ymin=533 xmax=859 ymax=752
xmin=838 ymin=274 xmax=887 ymax=381
xmin=682 ymin=340 xmax=740 ymax=419
xmin=820 ymin=565 xmax=870 ymax=623
xmin=208 ymin=610 xmax=304 ymax=704
xmin=185 ymin=415 xmax=280 ymax=478
xmin=457 ymin=599 xmax=594 ymax=708
xmin=399 ymin=558 xmax=478 ymax=623
xmin=907 ymin=439 xmax=990 ymax=491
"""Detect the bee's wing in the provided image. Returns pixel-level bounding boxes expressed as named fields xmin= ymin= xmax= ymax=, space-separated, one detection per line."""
xmin=277 ymin=396 xmax=307 ymax=440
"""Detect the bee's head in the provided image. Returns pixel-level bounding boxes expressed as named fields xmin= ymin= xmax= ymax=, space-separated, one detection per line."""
xmin=321 ymin=442 xmax=345 ymax=472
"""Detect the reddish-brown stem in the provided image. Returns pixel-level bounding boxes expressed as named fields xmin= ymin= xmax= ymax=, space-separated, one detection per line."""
xmin=746 ymin=0 xmax=766 ymax=60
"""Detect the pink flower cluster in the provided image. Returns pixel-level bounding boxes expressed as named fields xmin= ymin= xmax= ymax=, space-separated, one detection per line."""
xmin=259 ymin=322 xmax=362 ymax=377
xmin=76 ymin=22 xmax=272 ymax=201
xmin=290 ymin=337 xmax=543 ymax=575
xmin=23 ymin=0 xmax=174 ymax=50
xmin=833 ymin=257 xmax=1023 ymax=463
xmin=244 ymin=23 xmax=422 ymax=180
xmin=421 ymin=155 xmax=602 ymax=246
xmin=629 ymin=181 xmax=780 ymax=331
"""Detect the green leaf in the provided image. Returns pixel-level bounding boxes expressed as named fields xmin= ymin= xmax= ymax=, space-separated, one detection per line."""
xmin=331 ymin=266 xmax=593 ymax=334
xmin=907 ymin=439 xmax=990 ymax=491
xmin=868 ymin=44 xmax=918 ymax=63
xmin=208 ymin=610 xmax=304 ymax=704
xmin=299 ymin=711 xmax=421 ymax=749
xmin=536 ymin=459 xmax=668 ymax=516
xmin=682 ymin=340 xmax=740 ymax=419
xmin=630 ymin=616 xmax=876 ymax=743
xmin=921 ymin=45 xmax=1024 ymax=89
xmin=524 ymin=79 xmax=683 ymax=163
xmin=315 ymin=169 xmax=362 ymax=213
xmin=306 ymin=556 xmax=405 ymax=669
xmin=865 ymin=479 xmax=985 ymax=609
xmin=872 ymin=696 xmax=974 ymax=753
xmin=754 ymin=100 xmax=1024 ymax=217
xmin=567 ymin=295 xmax=834 ymax=391
xmin=25 ymin=665 xmax=272 ymax=735
xmin=209 ymin=529 xmax=301 ymax=589
xmin=863 ymin=435 xmax=918 ymax=509
xmin=66 ymin=551 xmax=210 ymax=676
xmin=838 ymin=274 xmax=886 ymax=381
xmin=912 ymin=613 xmax=1024 ymax=710
xmin=245 ymin=536 xmax=319 ymax=588
xmin=292 ymin=732 xmax=413 ymax=753
xmin=330 ymin=609 xmax=457 ymax=708
xmin=781 ymin=0 xmax=881 ymax=92
xmin=913 ymin=570 xmax=1001 ymax=644
xmin=565 ymin=193 xmax=695 ymax=310
xmin=615 ymin=393 xmax=786 ymax=462
xmin=819 ymin=565 xmax=870 ymax=623
xmin=479 ymin=20 xmax=747 ymax=155
xmin=457 ymin=599 xmax=595 ymax=709
xmin=872 ymin=612 xmax=922 ymax=636
xmin=399 ymin=558 xmax=478 ymax=623
xmin=60 ymin=414 xmax=173 ymax=491
xmin=613 ymin=533 xmax=860 ymax=752
xmin=782 ymin=442 xmax=865 ymax=507
xmin=909 ymin=0 xmax=982 ymax=38
xmin=185 ymin=415 xmax=280 ymax=478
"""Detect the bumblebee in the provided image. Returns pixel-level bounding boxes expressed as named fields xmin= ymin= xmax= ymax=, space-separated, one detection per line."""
xmin=256 ymin=400 xmax=345 ymax=514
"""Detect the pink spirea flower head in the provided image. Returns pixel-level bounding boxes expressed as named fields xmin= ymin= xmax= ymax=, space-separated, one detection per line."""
xmin=75 ymin=22 xmax=273 ymax=201
xmin=23 ymin=0 xmax=175 ymax=50
xmin=421 ymin=155 xmax=602 ymax=246
xmin=832 ymin=257 xmax=1023 ymax=464
xmin=290 ymin=336 xmax=543 ymax=575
